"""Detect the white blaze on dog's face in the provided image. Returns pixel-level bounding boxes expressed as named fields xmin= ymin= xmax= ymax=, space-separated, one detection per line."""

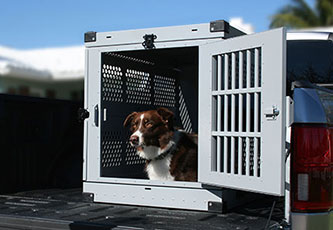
xmin=131 ymin=114 xmax=145 ymax=146
xmin=123 ymin=108 xmax=174 ymax=160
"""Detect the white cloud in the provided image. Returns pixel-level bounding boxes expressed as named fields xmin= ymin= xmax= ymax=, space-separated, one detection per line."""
xmin=0 ymin=45 xmax=84 ymax=81
xmin=229 ymin=17 xmax=254 ymax=34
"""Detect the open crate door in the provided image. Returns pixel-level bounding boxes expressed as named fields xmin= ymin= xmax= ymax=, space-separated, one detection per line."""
xmin=198 ymin=28 xmax=286 ymax=196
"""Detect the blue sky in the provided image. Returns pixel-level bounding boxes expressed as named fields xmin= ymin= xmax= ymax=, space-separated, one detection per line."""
xmin=0 ymin=0 xmax=312 ymax=49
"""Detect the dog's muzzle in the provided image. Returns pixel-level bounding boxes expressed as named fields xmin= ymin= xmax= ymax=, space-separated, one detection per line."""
xmin=129 ymin=135 xmax=140 ymax=147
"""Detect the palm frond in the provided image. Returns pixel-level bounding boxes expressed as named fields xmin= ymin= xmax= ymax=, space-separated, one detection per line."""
xmin=290 ymin=0 xmax=320 ymax=26
xmin=270 ymin=13 xmax=312 ymax=28
xmin=316 ymin=0 xmax=333 ymax=25
xmin=269 ymin=0 xmax=328 ymax=29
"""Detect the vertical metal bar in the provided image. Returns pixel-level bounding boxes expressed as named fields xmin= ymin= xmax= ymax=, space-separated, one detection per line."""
xmin=224 ymin=92 xmax=229 ymax=173
xmin=246 ymin=94 xmax=251 ymax=132
xmin=217 ymin=55 xmax=222 ymax=91
xmin=224 ymin=136 xmax=228 ymax=173
xmin=217 ymin=136 xmax=221 ymax=172
xmin=212 ymin=96 xmax=217 ymax=131
xmin=246 ymin=91 xmax=251 ymax=176
xmin=255 ymin=48 xmax=259 ymax=88
xmin=254 ymin=137 xmax=258 ymax=177
xmin=222 ymin=53 xmax=228 ymax=176
xmin=239 ymin=51 xmax=244 ymax=133
xmin=245 ymin=50 xmax=251 ymax=177
xmin=239 ymin=94 xmax=243 ymax=132
xmin=246 ymin=50 xmax=251 ymax=89
xmin=217 ymin=96 xmax=221 ymax=132
xmin=238 ymin=56 xmax=244 ymax=176
xmin=246 ymin=49 xmax=252 ymax=176
xmin=231 ymin=94 xmax=235 ymax=132
xmin=246 ymin=137 xmax=250 ymax=176
xmin=254 ymin=93 xmax=258 ymax=133
xmin=245 ymin=39 xmax=251 ymax=176
xmin=258 ymin=92 xmax=261 ymax=132
xmin=212 ymin=56 xmax=217 ymax=91
xmin=211 ymin=136 xmax=217 ymax=172
xmin=224 ymin=54 xmax=229 ymax=90
xmin=224 ymin=95 xmax=228 ymax=132
xmin=239 ymin=51 xmax=243 ymax=89
xmin=231 ymin=96 xmax=235 ymax=175
xmin=231 ymin=53 xmax=236 ymax=179
xmin=231 ymin=137 xmax=235 ymax=174
xmin=231 ymin=52 xmax=236 ymax=132
xmin=238 ymin=137 xmax=242 ymax=175
xmin=231 ymin=52 xmax=236 ymax=90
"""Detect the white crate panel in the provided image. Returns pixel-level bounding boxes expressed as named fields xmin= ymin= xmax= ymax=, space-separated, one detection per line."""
xmin=199 ymin=28 xmax=286 ymax=196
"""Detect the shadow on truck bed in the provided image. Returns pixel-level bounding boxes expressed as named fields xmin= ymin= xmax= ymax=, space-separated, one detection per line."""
xmin=0 ymin=94 xmax=83 ymax=194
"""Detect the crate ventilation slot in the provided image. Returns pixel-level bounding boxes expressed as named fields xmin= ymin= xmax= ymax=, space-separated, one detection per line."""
xmin=211 ymin=48 xmax=262 ymax=178
xmin=153 ymin=75 xmax=176 ymax=107
xmin=101 ymin=132 xmax=123 ymax=168
xmin=126 ymin=69 xmax=151 ymax=105
xmin=102 ymin=64 xmax=123 ymax=102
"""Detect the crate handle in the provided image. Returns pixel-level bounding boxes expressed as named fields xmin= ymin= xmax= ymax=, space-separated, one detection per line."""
xmin=94 ymin=104 xmax=99 ymax=127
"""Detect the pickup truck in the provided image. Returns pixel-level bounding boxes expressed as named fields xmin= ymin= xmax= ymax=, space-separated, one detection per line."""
xmin=0 ymin=21 xmax=332 ymax=230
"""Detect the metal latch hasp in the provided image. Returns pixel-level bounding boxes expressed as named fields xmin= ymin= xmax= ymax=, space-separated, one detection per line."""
xmin=142 ymin=34 xmax=157 ymax=49
xmin=264 ymin=106 xmax=280 ymax=120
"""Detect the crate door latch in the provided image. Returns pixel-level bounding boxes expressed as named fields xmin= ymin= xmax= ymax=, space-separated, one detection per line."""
xmin=78 ymin=108 xmax=90 ymax=122
xmin=264 ymin=106 xmax=280 ymax=120
xmin=142 ymin=34 xmax=157 ymax=49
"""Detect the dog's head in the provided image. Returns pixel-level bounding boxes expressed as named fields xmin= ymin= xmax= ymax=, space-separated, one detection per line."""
xmin=123 ymin=107 xmax=174 ymax=149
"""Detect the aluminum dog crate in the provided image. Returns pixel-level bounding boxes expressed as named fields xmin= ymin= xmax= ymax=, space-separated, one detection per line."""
xmin=83 ymin=20 xmax=287 ymax=212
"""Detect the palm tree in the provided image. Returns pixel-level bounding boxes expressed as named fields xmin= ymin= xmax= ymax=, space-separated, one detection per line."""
xmin=270 ymin=0 xmax=333 ymax=29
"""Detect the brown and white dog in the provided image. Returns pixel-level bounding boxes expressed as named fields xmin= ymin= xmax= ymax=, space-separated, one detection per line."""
xmin=123 ymin=107 xmax=197 ymax=182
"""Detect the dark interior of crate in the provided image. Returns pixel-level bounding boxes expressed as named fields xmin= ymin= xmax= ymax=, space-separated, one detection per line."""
xmin=100 ymin=47 xmax=198 ymax=179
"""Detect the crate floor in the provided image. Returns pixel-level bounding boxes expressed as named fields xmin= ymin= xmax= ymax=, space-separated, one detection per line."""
xmin=0 ymin=188 xmax=283 ymax=230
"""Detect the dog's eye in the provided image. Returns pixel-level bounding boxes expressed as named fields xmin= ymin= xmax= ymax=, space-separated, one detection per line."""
xmin=146 ymin=122 xmax=153 ymax=128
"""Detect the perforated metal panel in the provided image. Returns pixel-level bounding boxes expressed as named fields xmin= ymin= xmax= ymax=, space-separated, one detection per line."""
xmin=199 ymin=28 xmax=286 ymax=196
xmin=126 ymin=69 xmax=151 ymax=105
xmin=154 ymin=75 xmax=176 ymax=107
xmin=179 ymin=86 xmax=193 ymax=133
xmin=124 ymin=142 xmax=145 ymax=166
xmin=101 ymin=138 xmax=122 ymax=168
xmin=100 ymin=51 xmax=196 ymax=178
xmin=102 ymin=65 xmax=124 ymax=103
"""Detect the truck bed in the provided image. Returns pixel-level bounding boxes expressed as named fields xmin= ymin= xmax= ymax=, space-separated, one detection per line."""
xmin=0 ymin=188 xmax=283 ymax=230
xmin=0 ymin=95 xmax=284 ymax=229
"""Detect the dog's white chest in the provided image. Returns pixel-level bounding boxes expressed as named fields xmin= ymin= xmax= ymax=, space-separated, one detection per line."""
xmin=146 ymin=156 xmax=174 ymax=181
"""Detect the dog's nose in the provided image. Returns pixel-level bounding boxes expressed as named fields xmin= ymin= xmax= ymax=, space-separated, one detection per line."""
xmin=130 ymin=135 xmax=139 ymax=146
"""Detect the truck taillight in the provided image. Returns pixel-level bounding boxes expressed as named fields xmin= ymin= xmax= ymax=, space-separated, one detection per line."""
xmin=291 ymin=124 xmax=333 ymax=213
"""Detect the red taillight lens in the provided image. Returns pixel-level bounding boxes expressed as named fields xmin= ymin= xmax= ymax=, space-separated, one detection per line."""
xmin=291 ymin=124 xmax=333 ymax=213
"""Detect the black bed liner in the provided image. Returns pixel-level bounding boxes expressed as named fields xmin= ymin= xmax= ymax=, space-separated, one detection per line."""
xmin=0 ymin=188 xmax=283 ymax=230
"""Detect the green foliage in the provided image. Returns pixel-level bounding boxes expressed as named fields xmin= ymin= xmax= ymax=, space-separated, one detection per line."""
xmin=270 ymin=0 xmax=333 ymax=28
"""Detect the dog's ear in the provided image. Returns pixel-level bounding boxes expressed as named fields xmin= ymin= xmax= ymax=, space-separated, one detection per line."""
xmin=157 ymin=107 xmax=174 ymax=121
xmin=157 ymin=107 xmax=174 ymax=129
xmin=123 ymin=112 xmax=138 ymax=127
